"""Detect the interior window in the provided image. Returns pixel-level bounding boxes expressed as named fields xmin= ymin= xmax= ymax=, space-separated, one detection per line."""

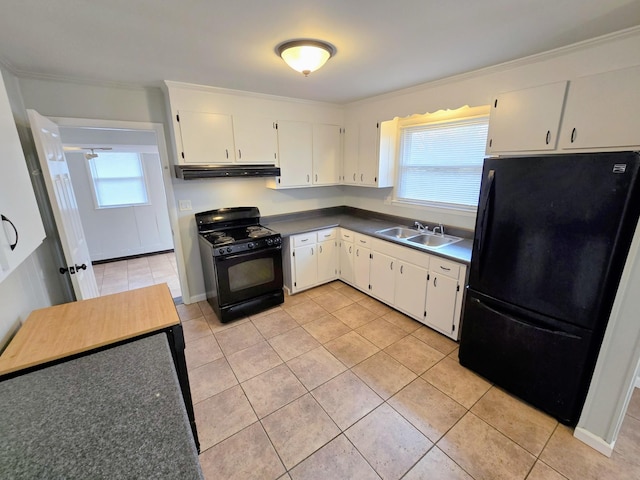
xmin=396 ymin=109 xmax=489 ymax=211
xmin=87 ymin=152 xmax=149 ymax=208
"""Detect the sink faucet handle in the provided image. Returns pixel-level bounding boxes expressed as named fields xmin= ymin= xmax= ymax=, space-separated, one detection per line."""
xmin=414 ymin=221 xmax=427 ymax=233
xmin=433 ymin=223 xmax=445 ymax=235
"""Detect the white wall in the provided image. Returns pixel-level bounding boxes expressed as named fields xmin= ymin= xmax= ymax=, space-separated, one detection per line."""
xmin=66 ymin=150 xmax=173 ymax=261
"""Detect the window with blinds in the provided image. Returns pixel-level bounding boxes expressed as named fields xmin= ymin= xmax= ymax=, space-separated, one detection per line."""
xmin=396 ymin=115 xmax=489 ymax=210
xmin=87 ymin=152 xmax=149 ymax=208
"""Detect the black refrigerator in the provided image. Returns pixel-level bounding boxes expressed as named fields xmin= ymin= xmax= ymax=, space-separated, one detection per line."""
xmin=459 ymin=151 xmax=640 ymax=425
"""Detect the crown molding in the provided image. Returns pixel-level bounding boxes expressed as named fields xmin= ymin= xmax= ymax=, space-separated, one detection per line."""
xmin=346 ymin=25 xmax=640 ymax=107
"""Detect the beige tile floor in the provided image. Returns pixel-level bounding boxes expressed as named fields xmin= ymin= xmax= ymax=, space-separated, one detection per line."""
xmin=92 ymin=251 xmax=181 ymax=298
xmin=177 ymin=281 xmax=640 ymax=480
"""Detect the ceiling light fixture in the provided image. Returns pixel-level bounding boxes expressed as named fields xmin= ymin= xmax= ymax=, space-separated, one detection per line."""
xmin=277 ymin=40 xmax=335 ymax=77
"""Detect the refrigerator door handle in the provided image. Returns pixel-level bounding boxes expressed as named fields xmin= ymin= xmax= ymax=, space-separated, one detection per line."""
xmin=476 ymin=169 xmax=496 ymax=276
xmin=472 ymin=297 xmax=581 ymax=340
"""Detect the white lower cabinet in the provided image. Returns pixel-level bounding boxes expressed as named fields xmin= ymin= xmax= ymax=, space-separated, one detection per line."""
xmin=284 ymin=228 xmax=337 ymax=294
xmin=424 ymin=257 xmax=466 ymax=338
xmin=369 ymin=250 xmax=395 ymax=305
xmin=284 ymin=226 xmax=467 ymax=340
xmin=395 ymin=261 xmax=429 ymax=320
xmin=353 ymin=233 xmax=371 ymax=292
xmin=338 ymin=230 xmax=355 ymax=284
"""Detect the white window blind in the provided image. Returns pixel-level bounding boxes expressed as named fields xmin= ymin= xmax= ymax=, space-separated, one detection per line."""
xmin=397 ymin=116 xmax=489 ymax=209
xmin=88 ymin=152 xmax=149 ymax=208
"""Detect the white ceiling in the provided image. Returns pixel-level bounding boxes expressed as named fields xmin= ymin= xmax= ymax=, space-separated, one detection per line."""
xmin=1 ymin=0 xmax=639 ymax=104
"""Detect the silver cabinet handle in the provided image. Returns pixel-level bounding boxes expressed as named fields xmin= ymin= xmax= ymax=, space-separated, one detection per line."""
xmin=324 ymin=234 xmax=331 ymax=238
xmin=319 ymin=245 xmax=323 ymax=253
xmin=307 ymin=174 xmax=310 ymax=182
xmin=315 ymin=174 xmax=318 ymax=182
xmin=440 ymin=266 xmax=451 ymax=271
xmin=225 ymin=149 xmax=229 ymax=159
xmin=311 ymin=247 xmax=314 ymax=255
xmin=390 ymin=261 xmax=393 ymax=270
xmin=349 ymin=246 xmax=352 ymax=253
xmin=400 ymin=265 xmax=403 ymax=274
xmin=361 ymin=173 xmax=363 ymax=181
xmin=301 ymin=238 xmax=308 ymax=242
xmin=356 ymin=248 xmax=359 ymax=257
xmin=434 ymin=276 xmax=438 ymax=287
xmin=353 ymin=173 xmax=356 ymax=181
xmin=238 ymin=149 xmax=242 ymax=159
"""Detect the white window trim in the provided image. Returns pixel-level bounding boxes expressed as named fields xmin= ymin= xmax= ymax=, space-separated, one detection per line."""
xmin=84 ymin=152 xmax=151 ymax=209
xmin=392 ymin=106 xmax=490 ymax=214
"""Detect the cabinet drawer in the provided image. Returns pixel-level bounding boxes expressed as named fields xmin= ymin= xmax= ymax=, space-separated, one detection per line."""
xmin=293 ymin=232 xmax=316 ymax=247
xmin=431 ymin=257 xmax=460 ymax=279
xmin=354 ymin=233 xmax=371 ymax=248
xmin=340 ymin=229 xmax=355 ymax=242
xmin=316 ymin=228 xmax=337 ymax=241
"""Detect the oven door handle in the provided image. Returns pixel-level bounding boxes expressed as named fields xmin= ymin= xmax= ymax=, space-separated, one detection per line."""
xmin=216 ymin=245 xmax=282 ymax=262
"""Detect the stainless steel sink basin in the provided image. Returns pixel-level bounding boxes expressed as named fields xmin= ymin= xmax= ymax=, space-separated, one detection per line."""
xmin=407 ymin=233 xmax=462 ymax=249
xmin=376 ymin=226 xmax=418 ymax=239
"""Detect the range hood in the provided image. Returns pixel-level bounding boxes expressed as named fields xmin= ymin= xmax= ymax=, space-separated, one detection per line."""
xmin=174 ymin=164 xmax=281 ymax=180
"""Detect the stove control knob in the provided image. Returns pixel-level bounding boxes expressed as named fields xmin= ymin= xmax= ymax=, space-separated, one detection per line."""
xmin=266 ymin=238 xmax=273 ymax=246
xmin=226 ymin=247 xmax=233 ymax=253
xmin=219 ymin=249 xmax=225 ymax=255
xmin=248 ymin=242 xmax=255 ymax=249
xmin=274 ymin=237 xmax=282 ymax=245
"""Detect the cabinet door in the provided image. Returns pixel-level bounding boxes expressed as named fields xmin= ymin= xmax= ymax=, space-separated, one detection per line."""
xmin=293 ymin=244 xmax=317 ymax=291
xmin=276 ymin=120 xmax=312 ymax=187
xmin=353 ymin=245 xmax=370 ymax=291
xmin=395 ymin=262 xmax=428 ymax=320
xmin=369 ymin=251 xmax=395 ymax=305
xmin=0 ymin=77 xmax=45 ymax=282
xmin=485 ymin=82 xmax=567 ymax=154
xmin=317 ymin=239 xmax=338 ymax=283
xmin=559 ymin=66 xmax=640 ymax=150
xmin=177 ymin=110 xmax=235 ymax=164
xmin=358 ymin=122 xmax=380 ymax=186
xmin=342 ymin=121 xmax=358 ymax=184
xmin=339 ymin=240 xmax=354 ymax=284
xmin=425 ymin=273 xmax=459 ymax=337
xmin=312 ymin=123 xmax=341 ymax=185
xmin=233 ymin=114 xmax=278 ymax=164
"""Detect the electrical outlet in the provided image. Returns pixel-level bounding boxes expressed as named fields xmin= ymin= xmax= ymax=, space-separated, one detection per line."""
xmin=179 ymin=200 xmax=192 ymax=211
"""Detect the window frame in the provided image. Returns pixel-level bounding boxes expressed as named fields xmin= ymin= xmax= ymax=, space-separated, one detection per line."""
xmin=85 ymin=151 xmax=151 ymax=209
xmin=392 ymin=106 xmax=490 ymax=215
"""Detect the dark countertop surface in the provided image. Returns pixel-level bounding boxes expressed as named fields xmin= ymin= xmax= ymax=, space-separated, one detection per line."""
xmin=264 ymin=212 xmax=473 ymax=264
xmin=0 ymin=334 xmax=203 ymax=480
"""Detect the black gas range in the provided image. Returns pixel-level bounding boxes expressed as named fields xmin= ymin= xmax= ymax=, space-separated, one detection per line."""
xmin=196 ymin=207 xmax=284 ymax=323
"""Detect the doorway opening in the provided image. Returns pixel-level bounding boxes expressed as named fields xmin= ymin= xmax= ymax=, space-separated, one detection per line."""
xmin=52 ymin=117 xmax=188 ymax=302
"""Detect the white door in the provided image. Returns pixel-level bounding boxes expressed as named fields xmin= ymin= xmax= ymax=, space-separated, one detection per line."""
xmin=28 ymin=110 xmax=99 ymax=300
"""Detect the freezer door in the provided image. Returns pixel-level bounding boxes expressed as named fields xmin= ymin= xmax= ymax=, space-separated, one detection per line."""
xmin=459 ymin=290 xmax=594 ymax=425
xmin=470 ymin=152 xmax=640 ymax=330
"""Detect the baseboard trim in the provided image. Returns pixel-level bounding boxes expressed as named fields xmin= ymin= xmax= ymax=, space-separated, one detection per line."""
xmin=186 ymin=293 xmax=207 ymax=304
xmin=574 ymin=427 xmax=614 ymax=457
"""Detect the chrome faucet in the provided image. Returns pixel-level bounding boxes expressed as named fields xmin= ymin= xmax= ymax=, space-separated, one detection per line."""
xmin=433 ymin=223 xmax=445 ymax=236
xmin=414 ymin=221 xmax=428 ymax=233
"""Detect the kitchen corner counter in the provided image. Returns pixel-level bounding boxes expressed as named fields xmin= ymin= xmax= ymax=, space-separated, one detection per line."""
xmin=0 ymin=334 xmax=203 ymax=479
xmin=264 ymin=212 xmax=473 ymax=264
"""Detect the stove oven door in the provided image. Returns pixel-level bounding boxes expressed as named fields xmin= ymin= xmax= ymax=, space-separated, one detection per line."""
xmin=214 ymin=245 xmax=284 ymax=307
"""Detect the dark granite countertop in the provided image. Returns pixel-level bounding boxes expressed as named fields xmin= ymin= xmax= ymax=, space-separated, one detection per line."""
xmin=0 ymin=334 xmax=203 ymax=480
xmin=264 ymin=208 xmax=473 ymax=264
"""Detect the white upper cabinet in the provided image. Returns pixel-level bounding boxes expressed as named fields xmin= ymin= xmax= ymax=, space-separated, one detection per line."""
xmin=312 ymin=123 xmax=342 ymax=185
xmin=559 ymin=65 xmax=640 ymax=150
xmin=232 ymin=114 xmax=278 ymax=164
xmin=0 ymin=73 xmax=45 ymax=283
xmin=342 ymin=119 xmax=396 ymax=188
xmin=176 ymin=110 xmax=235 ymax=164
xmin=275 ymin=120 xmax=313 ymax=188
xmin=486 ymin=81 xmax=568 ymax=154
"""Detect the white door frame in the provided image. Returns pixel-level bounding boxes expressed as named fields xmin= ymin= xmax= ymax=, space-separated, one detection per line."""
xmin=50 ymin=116 xmax=191 ymax=303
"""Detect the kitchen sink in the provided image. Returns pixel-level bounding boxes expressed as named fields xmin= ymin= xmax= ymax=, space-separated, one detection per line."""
xmin=375 ymin=226 xmax=419 ymax=239
xmin=407 ymin=233 xmax=462 ymax=248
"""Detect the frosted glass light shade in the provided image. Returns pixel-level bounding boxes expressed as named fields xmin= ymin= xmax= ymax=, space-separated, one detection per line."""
xmin=278 ymin=40 xmax=334 ymax=76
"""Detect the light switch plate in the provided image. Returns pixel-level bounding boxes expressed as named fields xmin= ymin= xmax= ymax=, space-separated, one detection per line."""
xmin=179 ymin=200 xmax=192 ymax=211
